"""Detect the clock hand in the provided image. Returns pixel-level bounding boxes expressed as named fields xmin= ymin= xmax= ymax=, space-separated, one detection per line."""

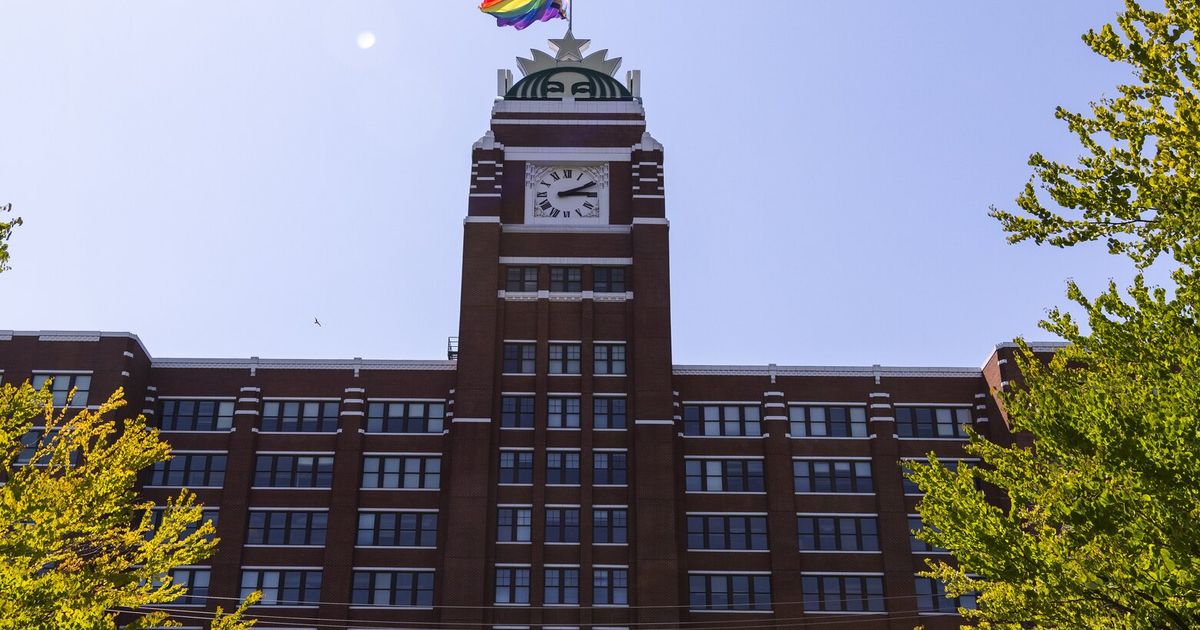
xmin=558 ymin=181 xmax=597 ymax=196
xmin=559 ymin=191 xmax=599 ymax=198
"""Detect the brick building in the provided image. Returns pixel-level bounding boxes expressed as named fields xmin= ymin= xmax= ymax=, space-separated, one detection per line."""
xmin=0 ymin=32 xmax=1042 ymax=629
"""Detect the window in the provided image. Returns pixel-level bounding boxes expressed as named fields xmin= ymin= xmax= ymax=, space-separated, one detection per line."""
xmin=240 ymin=569 xmax=322 ymax=606
xmin=593 ymin=268 xmax=627 ymax=293
xmin=682 ymin=404 xmax=762 ymax=437
xmin=593 ymin=397 xmax=627 ymax=429
xmin=545 ymin=567 xmax=580 ymax=605
xmin=686 ymin=515 xmax=769 ymax=551
xmin=550 ymin=267 xmax=582 ymax=292
xmin=147 ymin=507 xmax=218 ymax=539
xmin=246 ymin=510 xmax=328 ymax=546
xmin=684 ymin=459 xmax=765 ymax=493
xmin=593 ymin=451 xmax=627 ymax=485
xmin=593 ymin=568 xmax=629 ymax=606
xmin=495 ymin=567 xmax=531 ymax=605
xmin=357 ymin=511 xmax=438 ymax=547
xmin=163 ymin=567 xmax=210 ymax=605
xmin=688 ymin=574 xmax=772 ymax=611
xmin=14 ymin=428 xmax=74 ymax=466
xmin=593 ymin=509 xmax=628 ymax=544
xmin=499 ymin=451 xmax=534 ymax=484
xmin=896 ymin=406 xmax=972 ymax=439
xmin=801 ymin=574 xmax=885 ymax=612
xmin=545 ymin=508 xmax=580 ymax=543
xmin=789 ymin=405 xmax=868 ymax=438
xmin=502 ymin=343 xmax=536 ymax=374
xmin=908 ymin=515 xmax=946 ymax=553
xmin=547 ymin=397 xmax=581 ymax=429
xmin=548 ymin=344 xmax=582 ymax=374
xmin=31 ymin=373 xmax=91 ymax=407
xmin=793 ymin=460 xmax=874 ymax=494
xmin=903 ymin=459 xmax=972 ymax=495
xmin=797 ymin=515 xmax=879 ymax=552
xmin=254 ymin=454 xmax=334 ymax=488
xmin=501 ymin=396 xmax=535 ymax=428
xmin=261 ymin=401 xmax=339 ymax=433
xmin=593 ymin=344 xmax=626 ymax=375
xmin=915 ymin=576 xmax=976 ymax=613
xmin=148 ymin=453 xmax=226 ymax=487
xmin=506 ymin=267 xmax=538 ymax=292
xmin=366 ymin=401 xmax=446 ymax=434
xmin=497 ymin=507 xmax=532 ymax=542
xmin=351 ymin=570 xmax=435 ymax=607
xmin=362 ymin=455 xmax=440 ymax=490
xmin=159 ymin=400 xmax=234 ymax=431
xmin=546 ymin=451 xmax=581 ymax=485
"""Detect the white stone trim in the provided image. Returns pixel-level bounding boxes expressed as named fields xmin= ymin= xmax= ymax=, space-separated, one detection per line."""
xmin=505 ymin=147 xmax=632 ymax=162
xmin=493 ymin=118 xmax=644 ymax=126
xmin=673 ymin=365 xmax=981 ymax=378
xmin=502 ymin=224 xmax=631 ymax=234
xmin=499 ymin=256 xmax=633 ymax=265
xmin=152 ymin=358 xmax=455 ymax=371
xmin=464 ymin=216 xmax=501 ymax=223
xmin=632 ymin=217 xmax=669 ymax=224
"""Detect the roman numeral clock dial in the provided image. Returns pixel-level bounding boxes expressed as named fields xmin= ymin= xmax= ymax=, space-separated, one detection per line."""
xmin=525 ymin=163 xmax=610 ymax=226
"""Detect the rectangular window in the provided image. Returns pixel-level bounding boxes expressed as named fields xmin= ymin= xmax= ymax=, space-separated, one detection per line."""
xmin=361 ymin=455 xmax=440 ymax=490
xmin=903 ymin=460 xmax=972 ymax=495
xmin=502 ymin=343 xmax=536 ymax=374
xmin=547 ymin=397 xmax=581 ymax=429
xmin=147 ymin=507 xmax=219 ymax=540
xmin=545 ymin=507 xmax=580 ymax=543
xmin=908 ymin=515 xmax=946 ymax=553
xmin=797 ymin=515 xmax=879 ymax=552
xmin=789 ymin=405 xmax=868 ymax=438
xmin=896 ymin=406 xmax=972 ymax=439
xmin=544 ymin=567 xmax=580 ymax=605
xmin=240 ymin=569 xmax=322 ymax=606
xmin=164 ymin=567 xmax=210 ymax=605
xmin=506 ymin=267 xmax=539 ymax=292
xmin=261 ymin=401 xmax=339 ymax=433
xmin=148 ymin=453 xmax=226 ymax=487
xmin=550 ymin=267 xmax=582 ymax=292
xmin=682 ymin=404 xmax=762 ymax=437
xmin=593 ymin=397 xmax=627 ymax=429
xmin=801 ymin=574 xmax=885 ymax=612
xmin=246 ymin=510 xmax=328 ymax=546
xmin=501 ymin=396 xmax=535 ymax=428
xmin=499 ymin=450 xmax=534 ymax=484
xmin=254 ymin=454 xmax=334 ymax=488
xmin=15 ymin=428 xmax=74 ymax=467
xmin=548 ymin=344 xmax=582 ymax=374
xmin=915 ymin=576 xmax=976 ymax=613
xmin=593 ymin=568 xmax=629 ymax=606
xmin=546 ymin=451 xmax=581 ymax=485
xmin=593 ymin=344 xmax=626 ymax=375
xmin=497 ymin=507 xmax=532 ymax=543
xmin=365 ymin=401 xmax=446 ymax=434
xmin=593 ymin=451 xmax=627 ymax=486
xmin=793 ymin=460 xmax=874 ymax=494
xmin=356 ymin=511 xmax=438 ymax=547
xmin=159 ymin=400 xmax=234 ymax=432
xmin=31 ymin=373 xmax=91 ymax=407
xmin=688 ymin=574 xmax=772 ymax=611
xmin=495 ymin=567 xmax=531 ymax=605
xmin=593 ymin=268 xmax=627 ymax=293
xmin=684 ymin=459 xmax=765 ymax=493
xmin=686 ymin=515 xmax=769 ymax=551
xmin=351 ymin=570 xmax=435 ymax=607
xmin=593 ymin=509 xmax=628 ymax=544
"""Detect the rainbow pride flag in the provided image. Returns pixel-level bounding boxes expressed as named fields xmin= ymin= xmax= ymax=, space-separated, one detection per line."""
xmin=480 ymin=0 xmax=567 ymax=30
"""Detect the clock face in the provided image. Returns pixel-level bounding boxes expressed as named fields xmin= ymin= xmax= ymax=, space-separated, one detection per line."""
xmin=526 ymin=164 xmax=609 ymax=225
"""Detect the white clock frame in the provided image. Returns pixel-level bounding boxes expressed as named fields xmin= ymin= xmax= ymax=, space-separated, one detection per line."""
xmin=524 ymin=162 xmax=610 ymax=226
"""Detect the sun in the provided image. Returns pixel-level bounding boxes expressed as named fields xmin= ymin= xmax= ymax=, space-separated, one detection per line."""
xmin=356 ymin=32 xmax=376 ymax=50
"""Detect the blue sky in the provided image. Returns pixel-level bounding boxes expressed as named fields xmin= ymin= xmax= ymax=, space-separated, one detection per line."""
xmin=0 ymin=0 xmax=1142 ymax=367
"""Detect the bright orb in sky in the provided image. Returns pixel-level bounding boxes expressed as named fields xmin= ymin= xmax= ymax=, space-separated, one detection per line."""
xmin=356 ymin=32 xmax=376 ymax=49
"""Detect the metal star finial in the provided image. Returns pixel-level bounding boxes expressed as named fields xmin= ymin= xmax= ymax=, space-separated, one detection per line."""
xmin=549 ymin=30 xmax=590 ymax=62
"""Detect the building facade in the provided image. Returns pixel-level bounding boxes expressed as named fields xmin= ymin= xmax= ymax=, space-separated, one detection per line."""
xmin=0 ymin=32 xmax=1036 ymax=629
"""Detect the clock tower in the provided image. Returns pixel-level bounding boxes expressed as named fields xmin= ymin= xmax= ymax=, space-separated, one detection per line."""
xmin=442 ymin=31 xmax=678 ymax=628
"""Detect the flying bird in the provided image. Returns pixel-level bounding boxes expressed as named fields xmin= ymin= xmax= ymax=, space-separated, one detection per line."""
xmin=314 ymin=317 xmax=322 ymax=327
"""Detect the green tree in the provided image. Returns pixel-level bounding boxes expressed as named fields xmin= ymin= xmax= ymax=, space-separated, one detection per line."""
xmin=0 ymin=382 xmax=259 ymax=629
xmin=0 ymin=203 xmax=19 ymax=273
xmin=908 ymin=1 xmax=1200 ymax=627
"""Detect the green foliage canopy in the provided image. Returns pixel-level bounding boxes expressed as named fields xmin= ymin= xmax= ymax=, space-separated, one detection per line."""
xmin=0 ymin=383 xmax=258 ymax=629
